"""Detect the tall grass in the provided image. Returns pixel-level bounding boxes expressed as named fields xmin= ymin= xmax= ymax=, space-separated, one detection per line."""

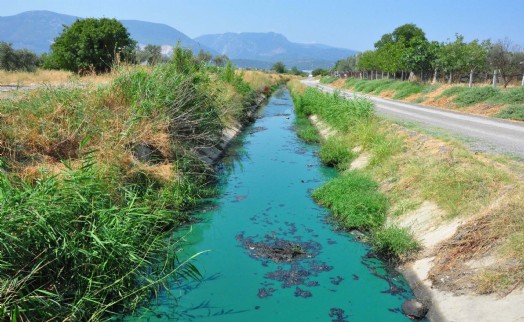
xmin=0 ymin=57 xmax=278 ymax=320
xmin=319 ymin=136 xmax=355 ymax=170
xmin=294 ymin=114 xmax=321 ymax=143
xmin=292 ymin=88 xmax=373 ymax=132
xmin=0 ymin=157 xmax=202 ymax=321
xmin=290 ymin=84 xmax=417 ymax=260
xmin=313 ymin=171 xmax=388 ymax=231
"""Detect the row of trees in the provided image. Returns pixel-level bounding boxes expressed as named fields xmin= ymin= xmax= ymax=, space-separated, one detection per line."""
xmin=0 ymin=18 xmax=236 ymax=74
xmin=333 ymin=24 xmax=524 ymax=87
xmin=134 ymin=45 xmax=231 ymax=67
xmin=0 ymin=42 xmax=41 ymax=72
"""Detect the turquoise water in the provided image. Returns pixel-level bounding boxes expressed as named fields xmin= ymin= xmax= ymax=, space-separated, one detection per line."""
xmin=129 ymin=90 xmax=414 ymax=321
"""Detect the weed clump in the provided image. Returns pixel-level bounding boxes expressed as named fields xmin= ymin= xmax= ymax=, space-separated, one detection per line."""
xmin=319 ymin=136 xmax=355 ymax=170
xmin=313 ymin=172 xmax=388 ymax=231
xmin=295 ymin=114 xmax=321 ymax=143
xmin=370 ymin=226 xmax=419 ymax=259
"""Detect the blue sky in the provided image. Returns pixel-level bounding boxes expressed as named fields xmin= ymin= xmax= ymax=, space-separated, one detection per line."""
xmin=1 ymin=0 xmax=523 ymax=51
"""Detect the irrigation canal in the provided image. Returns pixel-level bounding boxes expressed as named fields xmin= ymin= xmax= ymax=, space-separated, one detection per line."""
xmin=128 ymin=89 xmax=417 ymax=321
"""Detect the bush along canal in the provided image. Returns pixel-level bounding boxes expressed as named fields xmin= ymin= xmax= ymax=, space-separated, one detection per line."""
xmin=127 ymin=89 xmax=419 ymax=321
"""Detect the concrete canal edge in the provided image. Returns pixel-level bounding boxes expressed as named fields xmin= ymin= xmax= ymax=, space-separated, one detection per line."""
xmin=195 ymin=93 xmax=267 ymax=165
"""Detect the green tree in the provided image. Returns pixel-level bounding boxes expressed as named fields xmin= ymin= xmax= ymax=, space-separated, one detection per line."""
xmin=487 ymin=39 xmax=524 ymax=88
xmin=195 ymin=49 xmax=212 ymax=65
xmin=0 ymin=42 xmax=40 ymax=72
xmin=403 ymin=36 xmax=431 ymax=80
xmin=464 ymin=39 xmax=488 ymax=87
xmin=136 ymin=44 xmax=162 ymax=65
xmin=333 ymin=56 xmax=358 ymax=73
xmin=46 ymin=18 xmax=136 ymax=73
xmin=0 ymin=42 xmax=16 ymax=71
xmin=272 ymin=61 xmax=287 ymax=73
xmin=289 ymin=66 xmax=304 ymax=76
xmin=375 ymin=23 xmax=426 ymax=50
xmin=373 ymin=24 xmax=427 ymax=80
xmin=312 ymin=68 xmax=328 ymax=77
xmin=212 ymin=54 xmax=229 ymax=67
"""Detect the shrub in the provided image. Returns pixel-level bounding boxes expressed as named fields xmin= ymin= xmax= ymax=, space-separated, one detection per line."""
xmin=489 ymin=87 xmax=524 ymax=105
xmin=320 ymin=76 xmax=337 ymax=84
xmin=46 ymin=18 xmax=136 ymax=73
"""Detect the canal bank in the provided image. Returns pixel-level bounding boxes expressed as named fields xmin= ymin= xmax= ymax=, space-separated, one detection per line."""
xmin=291 ymin=82 xmax=524 ymax=322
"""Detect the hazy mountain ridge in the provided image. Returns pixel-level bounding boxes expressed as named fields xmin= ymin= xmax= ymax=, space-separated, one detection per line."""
xmin=196 ymin=32 xmax=357 ymax=69
xmin=0 ymin=11 xmax=357 ymax=69
xmin=0 ymin=10 xmax=211 ymax=54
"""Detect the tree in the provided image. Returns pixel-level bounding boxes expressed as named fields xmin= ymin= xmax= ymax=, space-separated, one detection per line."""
xmin=373 ymin=24 xmax=427 ymax=80
xmin=46 ymin=18 xmax=136 ymax=73
xmin=195 ymin=49 xmax=212 ymax=65
xmin=212 ymin=54 xmax=229 ymax=67
xmin=135 ymin=44 xmax=162 ymax=65
xmin=333 ymin=56 xmax=358 ymax=73
xmin=312 ymin=68 xmax=328 ymax=77
xmin=464 ymin=40 xmax=488 ymax=87
xmin=437 ymin=35 xmax=467 ymax=84
xmin=289 ymin=66 xmax=304 ymax=76
xmin=375 ymin=23 xmax=426 ymax=50
xmin=0 ymin=42 xmax=40 ymax=72
xmin=403 ymin=36 xmax=431 ymax=81
xmin=0 ymin=42 xmax=16 ymax=71
xmin=488 ymin=39 xmax=524 ymax=88
xmin=272 ymin=61 xmax=286 ymax=73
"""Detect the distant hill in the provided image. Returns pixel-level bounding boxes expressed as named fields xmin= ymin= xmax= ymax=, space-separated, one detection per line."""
xmin=0 ymin=11 xmax=357 ymax=70
xmin=0 ymin=11 xmax=213 ymax=54
xmin=196 ymin=32 xmax=357 ymax=69
xmin=0 ymin=11 xmax=76 ymax=54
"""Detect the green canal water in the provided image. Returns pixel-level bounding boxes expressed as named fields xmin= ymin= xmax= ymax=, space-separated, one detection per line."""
xmin=129 ymin=90 xmax=416 ymax=321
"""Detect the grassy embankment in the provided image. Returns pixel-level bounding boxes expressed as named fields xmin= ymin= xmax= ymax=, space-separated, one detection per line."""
xmin=0 ymin=54 xmax=284 ymax=321
xmin=289 ymin=80 xmax=523 ymax=295
xmin=320 ymin=77 xmax=524 ymax=121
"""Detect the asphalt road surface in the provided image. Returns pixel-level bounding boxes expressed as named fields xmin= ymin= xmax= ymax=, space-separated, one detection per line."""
xmin=302 ymin=79 xmax=524 ymax=158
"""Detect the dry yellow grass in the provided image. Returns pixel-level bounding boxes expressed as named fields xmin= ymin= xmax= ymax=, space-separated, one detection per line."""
xmin=356 ymin=119 xmax=523 ymax=295
xmin=0 ymin=68 xmax=119 ymax=87
xmin=0 ymin=69 xmax=72 ymax=85
xmin=240 ymin=70 xmax=289 ymax=93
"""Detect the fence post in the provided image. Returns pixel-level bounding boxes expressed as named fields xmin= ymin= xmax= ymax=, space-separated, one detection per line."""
xmin=492 ymin=70 xmax=497 ymax=88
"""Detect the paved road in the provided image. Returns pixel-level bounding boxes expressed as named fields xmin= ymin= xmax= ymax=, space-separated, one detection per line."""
xmin=302 ymin=79 xmax=524 ymax=158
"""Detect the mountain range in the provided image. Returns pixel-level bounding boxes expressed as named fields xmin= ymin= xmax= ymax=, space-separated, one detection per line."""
xmin=0 ymin=10 xmax=356 ymax=69
xmin=196 ymin=32 xmax=356 ymax=69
